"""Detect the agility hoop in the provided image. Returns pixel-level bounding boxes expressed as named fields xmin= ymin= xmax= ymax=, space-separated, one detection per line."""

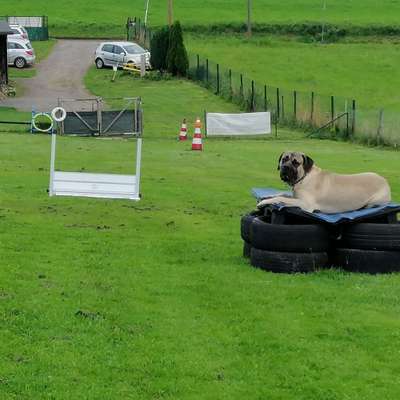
xmin=32 ymin=113 xmax=54 ymax=133
xmin=51 ymin=107 xmax=67 ymax=123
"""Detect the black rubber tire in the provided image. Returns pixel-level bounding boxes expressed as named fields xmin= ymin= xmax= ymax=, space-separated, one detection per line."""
xmin=240 ymin=211 xmax=263 ymax=242
xmin=249 ymin=217 xmax=331 ymax=253
xmin=250 ymin=248 xmax=328 ymax=273
xmin=334 ymin=248 xmax=400 ymax=274
xmin=95 ymin=58 xmax=104 ymax=69
xmin=341 ymin=223 xmax=400 ymax=251
xmin=243 ymin=241 xmax=251 ymax=258
xmin=14 ymin=57 xmax=26 ymax=69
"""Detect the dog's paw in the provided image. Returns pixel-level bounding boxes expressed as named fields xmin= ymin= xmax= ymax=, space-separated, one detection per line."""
xmin=257 ymin=199 xmax=272 ymax=208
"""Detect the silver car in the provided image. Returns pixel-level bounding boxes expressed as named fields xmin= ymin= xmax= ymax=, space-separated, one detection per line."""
xmin=94 ymin=41 xmax=151 ymax=69
xmin=7 ymin=39 xmax=36 ymax=68
xmin=9 ymin=24 xmax=30 ymax=41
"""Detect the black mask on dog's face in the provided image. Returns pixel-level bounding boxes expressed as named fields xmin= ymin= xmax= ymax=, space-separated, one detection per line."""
xmin=277 ymin=152 xmax=314 ymax=186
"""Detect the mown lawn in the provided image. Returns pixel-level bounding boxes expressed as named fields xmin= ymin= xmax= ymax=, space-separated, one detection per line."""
xmin=186 ymin=34 xmax=400 ymax=111
xmin=1 ymin=70 xmax=400 ymax=399
xmin=4 ymin=0 xmax=400 ymax=38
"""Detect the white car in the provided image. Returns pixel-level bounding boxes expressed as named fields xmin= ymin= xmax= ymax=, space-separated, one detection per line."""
xmin=9 ymin=24 xmax=30 ymax=41
xmin=7 ymin=39 xmax=36 ymax=68
xmin=94 ymin=41 xmax=151 ymax=69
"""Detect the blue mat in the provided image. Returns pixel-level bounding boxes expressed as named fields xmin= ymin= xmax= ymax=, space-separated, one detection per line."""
xmin=252 ymin=188 xmax=400 ymax=224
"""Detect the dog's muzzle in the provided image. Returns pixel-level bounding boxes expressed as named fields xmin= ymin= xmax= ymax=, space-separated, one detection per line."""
xmin=280 ymin=165 xmax=298 ymax=185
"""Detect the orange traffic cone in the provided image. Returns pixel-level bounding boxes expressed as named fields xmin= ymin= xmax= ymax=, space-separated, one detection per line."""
xmin=178 ymin=118 xmax=188 ymax=141
xmin=191 ymin=117 xmax=203 ymax=151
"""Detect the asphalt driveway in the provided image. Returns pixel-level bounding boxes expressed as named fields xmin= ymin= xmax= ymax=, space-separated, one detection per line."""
xmin=1 ymin=39 xmax=101 ymax=112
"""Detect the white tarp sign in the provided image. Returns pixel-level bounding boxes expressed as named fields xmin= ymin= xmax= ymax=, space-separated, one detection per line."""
xmin=206 ymin=112 xmax=271 ymax=136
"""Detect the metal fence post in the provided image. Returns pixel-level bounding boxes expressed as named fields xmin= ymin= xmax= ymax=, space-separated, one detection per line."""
xmin=251 ymin=80 xmax=255 ymax=111
xmin=264 ymin=85 xmax=267 ymax=111
xmin=240 ymin=74 xmax=243 ymax=98
xmin=293 ymin=90 xmax=297 ymax=120
xmin=126 ymin=17 xmax=130 ymax=41
xmin=216 ymin=64 xmax=220 ymax=95
xmin=377 ymin=109 xmax=384 ymax=145
xmin=206 ymin=59 xmax=209 ymax=84
xmin=310 ymin=91 xmax=314 ymax=124
xmin=134 ymin=17 xmax=137 ymax=38
xmin=196 ymin=54 xmax=200 ymax=80
xmin=229 ymin=69 xmax=232 ymax=98
xmin=351 ymin=100 xmax=356 ymax=135
xmin=276 ymin=88 xmax=280 ymax=120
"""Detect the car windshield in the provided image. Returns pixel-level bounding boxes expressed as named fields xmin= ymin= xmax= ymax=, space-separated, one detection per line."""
xmin=124 ymin=44 xmax=145 ymax=54
xmin=25 ymin=42 xmax=32 ymax=49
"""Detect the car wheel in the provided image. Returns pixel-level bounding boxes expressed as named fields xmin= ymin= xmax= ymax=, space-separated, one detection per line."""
xmin=250 ymin=248 xmax=329 ymax=273
xmin=95 ymin=58 xmax=104 ymax=69
xmin=14 ymin=57 xmax=26 ymax=69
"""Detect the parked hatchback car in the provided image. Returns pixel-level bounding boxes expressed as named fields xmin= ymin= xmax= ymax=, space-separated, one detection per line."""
xmin=7 ymin=39 xmax=36 ymax=68
xmin=9 ymin=24 xmax=30 ymax=41
xmin=94 ymin=41 xmax=151 ymax=69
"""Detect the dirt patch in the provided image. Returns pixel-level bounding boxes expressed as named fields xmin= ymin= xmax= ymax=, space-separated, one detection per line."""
xmin=1 ymin=39 xmax=101 ymax=112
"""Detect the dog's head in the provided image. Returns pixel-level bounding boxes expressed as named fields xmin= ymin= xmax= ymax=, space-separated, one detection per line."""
xmin=277 ymin=151 xmax=314 ymax=186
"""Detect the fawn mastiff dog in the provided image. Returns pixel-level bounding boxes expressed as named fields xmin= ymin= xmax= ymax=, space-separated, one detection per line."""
xmin=257 ymin=151 xmax=391 ymax=214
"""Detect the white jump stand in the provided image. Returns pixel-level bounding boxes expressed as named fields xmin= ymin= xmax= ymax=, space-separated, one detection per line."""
xmin=48 ymin=133 xmax=142 ymax=201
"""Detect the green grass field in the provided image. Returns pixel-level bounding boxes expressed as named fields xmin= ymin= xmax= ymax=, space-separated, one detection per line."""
xmin=1 ymin=67 xmax=400 ymax=399
xmin=4 ymin=0 xmax=400 ymax=37
xmin=186 ymin=35 xmax=400 ymax=111
xmin=2 ymin=3 xmax=400 ymax=398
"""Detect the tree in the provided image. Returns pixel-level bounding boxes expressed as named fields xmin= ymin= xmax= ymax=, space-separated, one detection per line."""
xmin=166 ymin=21 xmax=189 ymax=76
xmin=150 ymin=26 xmax=170 ymax=71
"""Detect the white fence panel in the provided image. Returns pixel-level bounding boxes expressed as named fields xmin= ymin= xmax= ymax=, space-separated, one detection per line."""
xmin=206 ymin=112 xmax=271 ymax=136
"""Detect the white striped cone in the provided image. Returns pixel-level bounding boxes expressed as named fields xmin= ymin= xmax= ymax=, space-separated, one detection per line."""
xmin=192 ymin=126 xmax=203 ymax=151
xmin=179 ymin=119 xmax=188 ymax=141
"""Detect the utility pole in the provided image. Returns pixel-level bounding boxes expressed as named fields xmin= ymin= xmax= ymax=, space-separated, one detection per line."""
xmin=321 ymin=0 xmax=326 ymax=43
xmin=247 ymin=0 xmax=252 ymax=37
xmin=144 ymin=0 xmax=150 ymax=26
xmin=168 ymin=0 xmax=174 ymax=26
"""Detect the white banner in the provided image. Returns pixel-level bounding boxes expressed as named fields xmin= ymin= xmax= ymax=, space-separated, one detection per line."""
xmin=206 ymin=112 xmax=271 ymax=136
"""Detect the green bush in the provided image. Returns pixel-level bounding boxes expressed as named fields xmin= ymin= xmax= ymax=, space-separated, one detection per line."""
xmin=150 ymin=26 xmax=170 ymax=71
xmin=167 ymin=21 xmax=189 ymax=76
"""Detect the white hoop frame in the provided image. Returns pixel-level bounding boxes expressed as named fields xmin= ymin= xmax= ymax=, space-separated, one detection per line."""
xmin=32 ymin=113 xmax=54 ymax=133
xmin=51 ymin=107 xmax=67 ymax=122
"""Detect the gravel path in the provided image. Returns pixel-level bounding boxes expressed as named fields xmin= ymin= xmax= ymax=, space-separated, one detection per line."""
xmin=1 ymin=39 xmax=101 ymax=112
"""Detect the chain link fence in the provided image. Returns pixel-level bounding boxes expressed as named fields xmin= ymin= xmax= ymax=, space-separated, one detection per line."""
xmin=128 ymin=18 xmax=400 ymax=147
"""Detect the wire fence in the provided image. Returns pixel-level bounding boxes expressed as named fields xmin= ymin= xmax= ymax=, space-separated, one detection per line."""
xmin=128 ymin=18 xmax=400 ymax=147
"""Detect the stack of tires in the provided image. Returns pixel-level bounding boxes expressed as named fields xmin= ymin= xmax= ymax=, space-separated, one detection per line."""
xmin=241 ymin=213 xmax=400 ymax=273
xmin=241 ymin=212 xmax=331 ymax=273
xmin=334 ymin=223 xmax=400 ymax=273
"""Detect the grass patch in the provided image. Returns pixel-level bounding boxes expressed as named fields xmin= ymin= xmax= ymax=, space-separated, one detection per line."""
xmin=1 ymin=28 xmax=400 ymax=399
xmin=84 ymin=67 xmax=241 ymax=135
xmin=5 ymin=0 xmax=400 ymax=37
xmin=1 ymin=127 xmax=400 ymax=399
xmin=185 ymin=34 xmax=400 ymax=112
xmin=0 ymin=108 xmax=31 ymax=133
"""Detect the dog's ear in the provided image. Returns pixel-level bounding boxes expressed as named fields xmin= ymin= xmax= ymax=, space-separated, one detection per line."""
xmin=277 ymin=152 xmax=284 ymax=170
xmin=302 ymin=154 xmax=314 ymax=173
